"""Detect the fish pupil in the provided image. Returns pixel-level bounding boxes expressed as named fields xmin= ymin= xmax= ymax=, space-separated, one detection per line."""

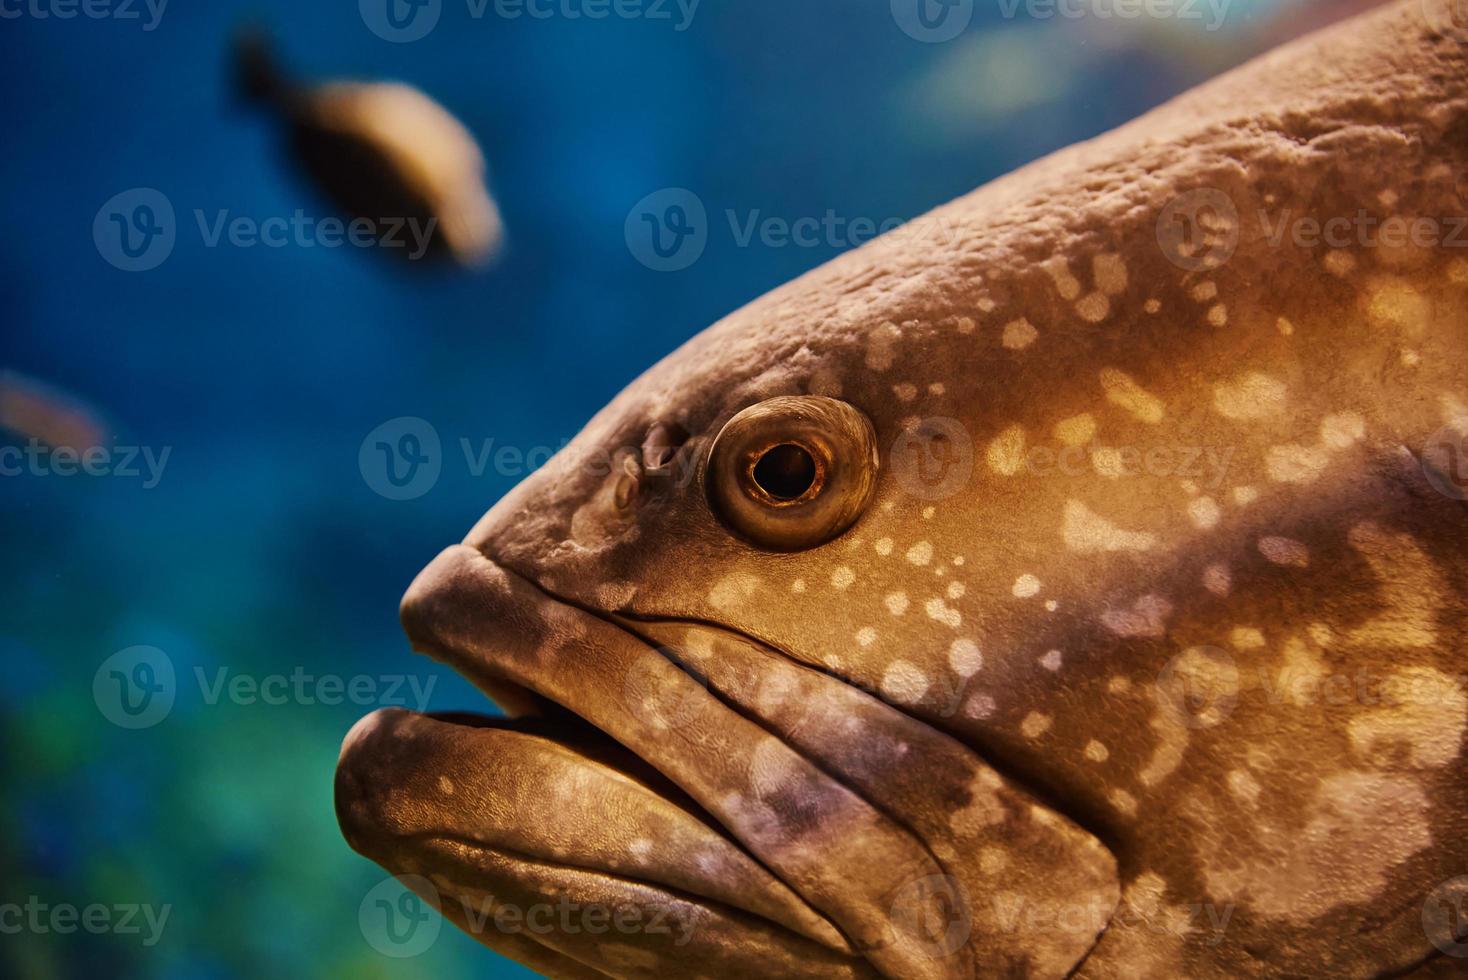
xmin=752 ymin=443 xmax=817 ymax=501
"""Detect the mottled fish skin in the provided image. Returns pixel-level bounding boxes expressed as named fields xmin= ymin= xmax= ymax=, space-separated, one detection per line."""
xmin=339 ymin=2 xmax=1468 ymax=977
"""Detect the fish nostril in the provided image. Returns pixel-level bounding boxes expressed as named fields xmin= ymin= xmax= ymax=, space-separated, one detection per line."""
xmin=613 ymin=453 xmax=641 ymax=510
xmin=752 ymin=443 xmax=818 ymax=501
xmin=641 ymin=421 xmax=689 ymax=475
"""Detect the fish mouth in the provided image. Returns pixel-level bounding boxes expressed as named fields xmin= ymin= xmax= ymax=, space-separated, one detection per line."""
xmin=336 ymin=545 xmax=1120 ymax=979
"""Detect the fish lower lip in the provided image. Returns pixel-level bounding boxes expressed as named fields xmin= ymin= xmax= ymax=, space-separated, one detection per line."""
xmin=335 ymin=707 xmax=863 ymax=975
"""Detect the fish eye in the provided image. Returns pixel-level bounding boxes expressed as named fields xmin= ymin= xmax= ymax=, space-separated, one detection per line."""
xmin=706 ymin=396 xmax=878 ymax=551
xmin=751 ymin=443 xmax=819 ymax=501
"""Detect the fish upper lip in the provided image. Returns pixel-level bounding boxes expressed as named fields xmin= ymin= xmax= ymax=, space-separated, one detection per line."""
xmin=390 ymin=543 xmax=858 ymax=955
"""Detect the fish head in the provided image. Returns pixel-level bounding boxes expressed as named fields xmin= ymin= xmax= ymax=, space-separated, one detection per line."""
xmin=335 ymin=206 xmax=1125 ymax=979
xmin=336 ymin=2 xmax=1468 ymax=977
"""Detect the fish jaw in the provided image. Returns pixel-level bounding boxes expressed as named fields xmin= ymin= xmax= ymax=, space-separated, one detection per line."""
xmin=334 ymin=543 xmax=1119 ymax=978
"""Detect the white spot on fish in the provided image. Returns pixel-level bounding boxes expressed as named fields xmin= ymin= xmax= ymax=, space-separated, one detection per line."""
xmin=1002 ymin=317 xmax=1038 ymax=349
xmin=880 ymin=661 xmax=931 ymax=705
xmin=1054 ymin=413 xmax=1096 ymax=447
xmin=1259 ymin=536 xmax=1309 ymax=567
xmin=1320 ymin=412 xmax=1365 ymax=449
xmin=1012 ymin=574 xmax=1042 ymax=598
xmin=1100 ymin=369 xmax=1165 ymax=423
xmin=949 ymin=639 xmax=983 ymax=677
xmin=1094 ymin=253 xmax=1128 ymax=295
xmin=1188 ymin=496 xmax=1221 ymax=529
xmin=865 ymin=321 xmax=901 ymax=371
xmin=1267 ymin=443 xmax=1331 ymax=484
xmin=906 ymin=541 xmax=934 ymax=566
xmin=1020 ymin=712 xmax=1052 ymax=738
xmin=1064 ymin=499 xmax=1159 ymax=553
xmin=1076 ymin=292 xmax=1110 ymax=323
xmin=926 ymin=597 xmax=962 ymax=628
xmin=1102 ymin=594 xmax=1172 ymax=637
xmin=987 ymin=424 xmax=1027 ymax=476
xmin=1040 ymin=649 xmax=1063 ymax=671
xmin=1214 ymin=373 xmax=1286 ymax=420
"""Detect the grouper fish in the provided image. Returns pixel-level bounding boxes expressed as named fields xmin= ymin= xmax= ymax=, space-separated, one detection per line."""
xmin=335 ymin=2 xmax=1468 ymax=975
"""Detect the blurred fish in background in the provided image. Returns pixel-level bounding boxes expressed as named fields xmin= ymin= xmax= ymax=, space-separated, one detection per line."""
xmin=234 ymin=31 xmax=503 ymax=268
xmin=0 ymin=371 xmax=108 ymax=454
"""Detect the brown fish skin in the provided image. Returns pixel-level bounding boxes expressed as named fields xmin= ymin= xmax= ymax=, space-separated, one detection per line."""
xmin=338 ymin=2 xmax=1468 ymax=977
